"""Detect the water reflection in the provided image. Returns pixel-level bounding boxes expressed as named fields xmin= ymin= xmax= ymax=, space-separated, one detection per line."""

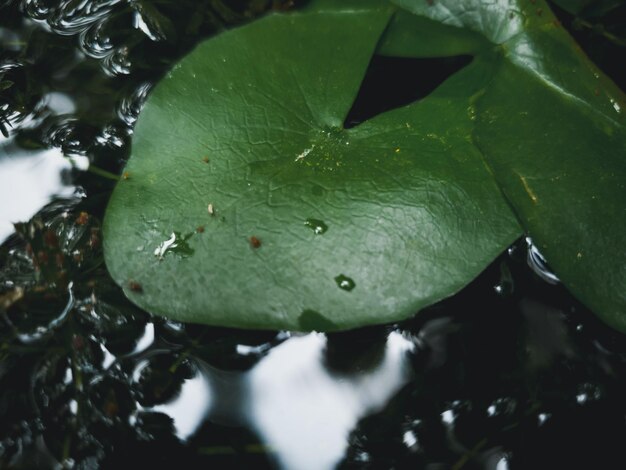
xmin=143 ymin=331 xmax=413 ymax=469
xmin=496 ymin=455 xmax=510 ymax=470
xmin=151 ymin=370 xmax=212 ymax=441
xmin=0 ymin=137 xmax=77 ymax=243
xmin=247 ymin=332 xmax=413 ymax=469
xmin=131 ymin=322 xmax=155 ymax=354
xmin=525 ymin=237 xmax=560 ymax=285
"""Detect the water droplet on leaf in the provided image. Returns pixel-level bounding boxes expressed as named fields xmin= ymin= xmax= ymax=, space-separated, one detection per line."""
xmin=304 ymin=218 xmax=327 ymax=234
xmin=610 ymin=98 xmax=621 ymax=114
xmin=334 ymin=274 xmax=355 ymax=291
xmin=154 ymin=232 xmax=194 ymax=260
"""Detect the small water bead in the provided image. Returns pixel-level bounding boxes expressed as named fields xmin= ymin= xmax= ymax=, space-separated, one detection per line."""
xmin=537 ymin=412 xmax=551 ymax=426
xmin=610 ymin=98 xmax=621 ymax=114
xmin=575 ymin=382 xmax=603 ymax=405
xmin=494 ymin=263 xmax=514 ymax=296
xmin=304 ymin=218 xmax=327 ymax=234
xmin=334 ymin=274 xmax=355 ymax=291
xmin=467 ymin=104 xmax=477 ymax=121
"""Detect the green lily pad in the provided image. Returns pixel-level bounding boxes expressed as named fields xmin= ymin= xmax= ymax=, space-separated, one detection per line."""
xmin=103 ymin=9 xmax=520 ymax=331
xmin=104 ymin=0 xmax=626 ymax=332
xmin=474 ymin=38 xmax=626 ymax=331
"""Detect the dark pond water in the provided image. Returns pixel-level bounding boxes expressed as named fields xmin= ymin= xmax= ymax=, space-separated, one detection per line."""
xmin=1 ymin=1 xmax=626 ymax=469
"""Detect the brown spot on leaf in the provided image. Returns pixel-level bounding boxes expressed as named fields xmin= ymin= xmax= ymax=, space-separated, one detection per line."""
xmin=250 ymin=236 xmax=261 ymax=249
xmin=129 ymin=280 xmax=143 ymax=293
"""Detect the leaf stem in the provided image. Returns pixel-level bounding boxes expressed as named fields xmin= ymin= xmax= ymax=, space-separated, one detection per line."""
xmin=86 ymin=165 xmax=121 ymax=181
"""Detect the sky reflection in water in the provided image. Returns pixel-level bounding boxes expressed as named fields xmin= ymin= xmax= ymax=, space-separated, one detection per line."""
xmin=147 ymin=331 xmax=412 ymax=469
xmin=0 ymin=135 xmax=78 ymax=243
